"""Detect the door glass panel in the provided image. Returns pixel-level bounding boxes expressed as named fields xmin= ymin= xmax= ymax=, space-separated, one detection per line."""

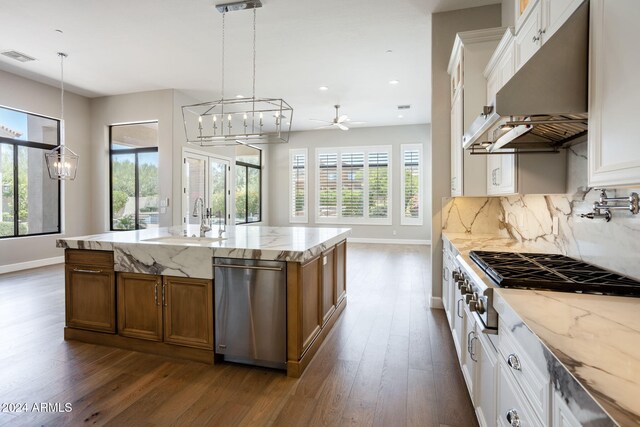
xmin=0 ymin=144 xmax=15 ymax=237
xmin=185 ymin=156 xmax=206 ymax=226
xmin=111 ymin=153 xmax=135 ymax=230
xmin=247 ymin=167 xmax=260 ymax=222
xmin=210 ymin=159 xmax=227 ymax=225
xmin=138 ymin=152 xmax=159 ymax=229
xmin=235 ymin=167 xmax=246 ymax=224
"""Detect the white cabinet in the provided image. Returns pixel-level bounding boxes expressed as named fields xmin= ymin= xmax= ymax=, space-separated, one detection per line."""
xmin=588 ymin=0 xmax=640 ymax=187
xmin=448 ymin=28 xmax=504 ymax=197
xmin=462 ymin=307 xmax=499 ymax=427
xmin=487 ymin=151 xmax=517 ymax=195
xmin=442 ymin=239 xmax=456 ymax=326
xmin=514 ymin=0 xmax=584 ymax=71
xmin=451 ymin=88 xmax=464 ymax=196
xmin=451 ymin=278 xmax=465 ymax=360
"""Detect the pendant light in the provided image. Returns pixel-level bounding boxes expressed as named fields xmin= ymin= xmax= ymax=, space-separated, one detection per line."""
xmin=181 ymin=0 xmax=293 ymax=146
xmin=45 ymin=52 xmax=79 ymax=180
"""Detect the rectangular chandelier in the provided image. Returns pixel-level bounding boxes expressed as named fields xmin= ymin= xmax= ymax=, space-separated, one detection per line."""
xmin=182 ymin=97 xmax=293 ymax=146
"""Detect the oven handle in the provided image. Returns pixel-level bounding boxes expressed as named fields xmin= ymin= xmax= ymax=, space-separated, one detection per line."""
xmin=456 ymin=298 xmax=464 ymax=319
xmin=472 ymin=311 xmax=498 ymax=335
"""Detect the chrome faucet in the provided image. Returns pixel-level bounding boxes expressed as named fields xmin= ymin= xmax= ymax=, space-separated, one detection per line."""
xmin=217 ymin=210 xmax=226 ymax=238
xmin=192 ymin=197 xmax=211 ymax=237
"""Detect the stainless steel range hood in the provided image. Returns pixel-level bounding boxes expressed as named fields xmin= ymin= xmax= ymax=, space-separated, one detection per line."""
xmin=464 ymin=0 xmax=589 ymax=153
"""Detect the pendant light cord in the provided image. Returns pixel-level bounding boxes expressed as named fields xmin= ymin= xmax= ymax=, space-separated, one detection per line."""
xmin=221 ymin=12 xmax=226 ymax=100
xmin=252 ymin=7 xmax=256 ymax=100
xmin=58 ymin=52 xmax=66 ymax=123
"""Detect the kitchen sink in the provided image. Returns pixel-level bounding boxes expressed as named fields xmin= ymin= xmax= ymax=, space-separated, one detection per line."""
xmin=143 ymin=236 xmax=227 ymax=245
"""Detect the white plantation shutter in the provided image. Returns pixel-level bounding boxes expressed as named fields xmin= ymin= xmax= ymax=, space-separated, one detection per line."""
xmin=401 ymin=144 xmax=422 ymax=225
xmin=341 ymin=152 xmax=365 ymax=217
xmin=368 ymin=152 xmax=389 ymax=219
xmin=316 ymin=146 xmax=391 ymax=224
xmin=289 ymin=149 xmax=307 ymax=223
xmin=318 ymin=152 xmax=338 ymax=219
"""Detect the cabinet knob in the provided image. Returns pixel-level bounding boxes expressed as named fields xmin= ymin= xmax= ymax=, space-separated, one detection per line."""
xmin=507 ymin=353 xmax=522 ymax=371
xmin=506 ymin=409 xmax=521 ymax=427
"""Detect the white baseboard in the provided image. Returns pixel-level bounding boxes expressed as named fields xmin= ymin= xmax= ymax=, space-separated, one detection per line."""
xmin=0 ymin=256 xmax=65 ymax=275
xmin=430 ymin=296 xmax=444 ymax=309
xmin=347 ymin=237 xmax=431 ymax=245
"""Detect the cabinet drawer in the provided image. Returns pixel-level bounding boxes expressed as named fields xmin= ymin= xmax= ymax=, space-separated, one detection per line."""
xmin=498 ymin=323 xmax=550 ymax=423
xmin=497 ymin=363 xmax=543 ymax=427
xmin=66 ymin=249 xmax=114 ymax=269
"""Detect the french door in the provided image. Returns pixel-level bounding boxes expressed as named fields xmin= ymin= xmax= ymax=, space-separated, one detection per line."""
xmin=182 ymin=150 xmax=230 ymax=227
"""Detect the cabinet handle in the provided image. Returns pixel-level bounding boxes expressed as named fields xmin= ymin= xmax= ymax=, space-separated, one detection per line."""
xmin=469 ymin=335 xmax=478 ymax=362
xmin=154 ymin=283 xmax=159 ymax=306
xmin=72 ymin=268 xmax=102 ymax=274
xmin=443 ymin=267 xmax=450 ymax=281
xmin=506 ymin=409 xmax=521 ymax=427
xmin=456 ymin=298 xmax=464 ymax=319
xmin=467 ymin=331 xmax=474 ymax=354
xmin=507 ymin=353 xmax=522 ymax=371
xmin=162 ymin=283 xmax=167 ymax=307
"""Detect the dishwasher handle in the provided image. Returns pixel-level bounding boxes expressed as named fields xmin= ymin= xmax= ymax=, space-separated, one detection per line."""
xmin=213 ymin=263 xmax=283 ymax=272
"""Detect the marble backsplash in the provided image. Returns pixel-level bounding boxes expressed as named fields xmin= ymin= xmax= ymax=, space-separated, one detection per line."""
xmin=443 ymin=142 xmax=640 ymax=280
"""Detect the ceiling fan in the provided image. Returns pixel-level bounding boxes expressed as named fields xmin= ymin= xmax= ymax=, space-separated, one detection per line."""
xmin=310 ymin=105 xmax=366 ymax=131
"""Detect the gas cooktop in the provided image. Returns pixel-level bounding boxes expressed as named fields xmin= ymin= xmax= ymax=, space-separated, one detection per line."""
xmin=469 ymin=251 xmax=640 ymax=296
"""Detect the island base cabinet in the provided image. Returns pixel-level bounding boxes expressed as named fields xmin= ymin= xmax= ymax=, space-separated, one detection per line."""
xmin=65 ymin=249 xmax=116 ymax=333
xmin=163 ymin=276 xmax=214 ymax=350
xmin=117 ymin=273 xmax=163 ymax=341
xmin=287 ymin=239 xmax=347 ymax=377
xmin=118 ymin=273 xmax=214 ymax=350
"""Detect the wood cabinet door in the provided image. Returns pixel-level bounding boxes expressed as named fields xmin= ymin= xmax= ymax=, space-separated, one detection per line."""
xmin=335 ymin=240 xmax=346 ymax=305
xmin=65 ymin=265 xmax=116 ymax=333
xmin=163 ymin=276 xmax=213 ymax=350
xmin=300 ymin=256 xmax=322 ymax=353
xmin=589 ymin=0 xmax=640 ymax=187
xmin=321 ymin=247 xmax=336 ymax=325
xmin=117 ymin=272 xmax=163 ymax=341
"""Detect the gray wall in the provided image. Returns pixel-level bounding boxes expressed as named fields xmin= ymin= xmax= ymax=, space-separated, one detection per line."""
xmin=90 ymin=90 xmax=175 ymax=232
xmin=268 ymin=124 xmax=431 ymax=242
xmin=430 ymin=5 xmax=502 ymax=303
xmin=0 ymin=69 xmax=92 ymax=267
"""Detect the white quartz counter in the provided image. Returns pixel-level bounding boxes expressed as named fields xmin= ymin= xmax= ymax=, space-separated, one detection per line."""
xmin=57 ymin=225 xmax=350 ymax=279
xmin=443 ymin=232 xmax=636 ymax=426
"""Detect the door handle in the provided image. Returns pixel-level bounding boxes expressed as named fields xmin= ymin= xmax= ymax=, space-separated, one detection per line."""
xmin=72 ymin=268 xmax=102 ymax=274
xmin=213 ymin=263 xmax=283 ymax=272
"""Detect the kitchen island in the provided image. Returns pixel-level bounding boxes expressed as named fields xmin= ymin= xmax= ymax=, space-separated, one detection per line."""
xmin=57 ymin=225 xmax=350 ymax=377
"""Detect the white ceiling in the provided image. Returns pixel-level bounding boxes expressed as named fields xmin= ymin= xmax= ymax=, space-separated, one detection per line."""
xmin=0 ymin=0 xmax=500 ymax=131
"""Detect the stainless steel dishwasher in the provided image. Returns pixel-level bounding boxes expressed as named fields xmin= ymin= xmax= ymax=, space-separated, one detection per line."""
xmin=213 ymin=258 xmax=286 ymax=369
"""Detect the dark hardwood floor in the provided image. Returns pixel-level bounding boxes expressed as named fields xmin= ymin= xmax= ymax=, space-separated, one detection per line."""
xmin=0 ymin=244 xmax=478 ymax=427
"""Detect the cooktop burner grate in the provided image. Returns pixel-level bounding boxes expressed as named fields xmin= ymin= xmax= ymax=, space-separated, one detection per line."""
xmin=469 ymin=251 xmax=640 ymax=296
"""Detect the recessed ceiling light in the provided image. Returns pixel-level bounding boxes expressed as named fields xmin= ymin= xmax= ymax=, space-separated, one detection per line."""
xmin=386 ymin=50 xmax=393 ymax=53
xmin=318 ymin=86 xmax=329 ymax=91
xmin=235 ymin=94 xmax=244 ymax=98
xmin=397 ymin=114 xmax=404 ymax=118
xmin=389 ymin=80 xmax=399 ymax=85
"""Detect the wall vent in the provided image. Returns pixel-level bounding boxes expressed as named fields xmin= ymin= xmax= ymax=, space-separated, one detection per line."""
xmin=397 ymin=105 xmax=411 ymax=110
xmin=1 ymin=50 xmax=36 ymax=63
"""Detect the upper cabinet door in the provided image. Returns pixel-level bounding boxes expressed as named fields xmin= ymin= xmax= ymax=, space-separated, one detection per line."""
xmin=589 ymin=0 xmax=640 ymax=187
xmin=515 ymin=0 xmax=543 ymax=69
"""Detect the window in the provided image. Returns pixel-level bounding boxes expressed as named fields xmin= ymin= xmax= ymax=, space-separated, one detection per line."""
xmin=110 ymin=122 xmax=159 ymax=231
xmin=182 ymin=150 xmax=229 ymax=227
xmin=289 ymin=149 xmax=307 ymax=223
xmin=316 ymin=146 xmax=391 ymax=224
xmin=0 ymin=106 xmax=60 ymax=238
xmin=401 ymin=144 xmax=423 ymax=225
xmin=235 ymin=145 xmax=261 ymax=224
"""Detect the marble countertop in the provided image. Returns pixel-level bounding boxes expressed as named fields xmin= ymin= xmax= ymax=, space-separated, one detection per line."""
xmin=442 ymin=232 xmax=637 ymax=426
xmin=57 ymin=225 xmax=350 ymax=279
xmin=496 ymin=289 xmax=639 ymax=426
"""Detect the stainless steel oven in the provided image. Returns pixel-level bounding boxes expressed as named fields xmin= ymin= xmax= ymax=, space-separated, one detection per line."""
xmin=454 ymin=254 xmax=498 ymax=334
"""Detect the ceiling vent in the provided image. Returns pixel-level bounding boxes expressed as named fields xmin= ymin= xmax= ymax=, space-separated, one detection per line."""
xmin=1 ymin=50 xmax=36 ymax=63
xmin=397 ymin=105 xmax=411 ymax=110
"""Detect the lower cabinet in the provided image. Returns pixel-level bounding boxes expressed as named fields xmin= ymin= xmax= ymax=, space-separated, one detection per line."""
xmin=65 ymin=250 xmax=116 ymax=333
xmin=117 ymin=272 xmax=214 ymax=350
xmin=335 ymin=240 xmax=347 ymax=305
xmin=321 ymin=247 xmax=336 ymax=325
